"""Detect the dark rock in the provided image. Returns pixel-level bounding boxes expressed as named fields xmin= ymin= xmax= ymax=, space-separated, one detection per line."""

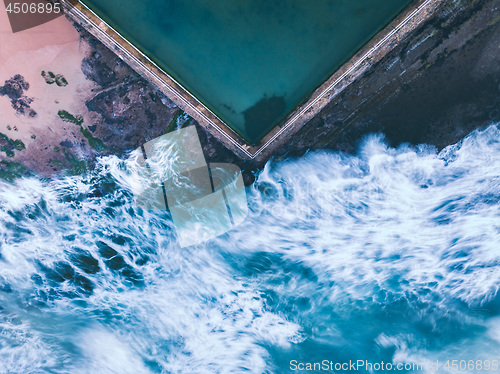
xmin=135 ymin=255 xmax=149 ymax=266
xmin=31 ymin=274 xmax=43 ymax=286
xmin=71 ymin=0 xmax=499 ymax=183
xmin=53 ymin=261 xmax=75 ymax=280
xmin=73 ymin=274 xmax=94 ymax=296
xmin=60 ymin=140 xmax=74 ymax=148
xmin=96 ymin=240 xmax=118 ymax=258
xmin=120 ymin=266 xmax=144 ymax=287
xmin=105 ymin=255 xmax=127 ymax=271
xmin=0 ymin=283 xmax=12 ymax=293
xmin=37 ymin=260 xmax=75 ymax=283
xmin=81 ymin=57 xmax=116 ymax=87
xmin=0 ymin=74 xmax=28 ymax=100
xmin=69 ymin=248 xmax=100 ymax=274
xmin=0 ymin=75 xmax=35 ymax=116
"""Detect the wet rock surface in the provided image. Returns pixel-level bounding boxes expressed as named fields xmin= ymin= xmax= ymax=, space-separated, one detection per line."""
xmin=70 ymin=0 xmax=499 ymax=185
xmin=77 ymin=35 xmax=176 ymax=155
xmin=6 ymin=0 xmax=497 ymax=185
xmin=0 ymin=74 xmax=36 ymax=117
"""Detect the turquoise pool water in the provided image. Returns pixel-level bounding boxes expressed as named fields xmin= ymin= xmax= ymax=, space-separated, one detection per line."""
xmin=81 ymin=0 xmax=413 ymax=144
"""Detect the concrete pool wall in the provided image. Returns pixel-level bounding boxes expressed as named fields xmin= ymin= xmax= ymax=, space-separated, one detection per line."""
xmin=62 ymin=0 xmax=443 ymax=161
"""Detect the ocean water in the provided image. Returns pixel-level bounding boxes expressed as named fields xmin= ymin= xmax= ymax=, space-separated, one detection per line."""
xmin=79 ymin=0 xmax=412 ymax=143
xmin=0 ymin=124 xmax=500 ymax=373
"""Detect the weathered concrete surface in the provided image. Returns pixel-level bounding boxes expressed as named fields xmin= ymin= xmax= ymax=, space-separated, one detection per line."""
xmin=73 ymin=0 xmax=499 ymax=184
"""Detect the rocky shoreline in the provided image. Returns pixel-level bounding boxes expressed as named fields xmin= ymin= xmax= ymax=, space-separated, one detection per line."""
xmin=1 ymin=0 xmax=499 ymax=184
xmin=75 ymin=0 xmax=500 ymax=183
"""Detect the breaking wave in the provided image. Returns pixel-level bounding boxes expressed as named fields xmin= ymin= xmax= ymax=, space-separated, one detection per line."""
xmin=0 ymin=124 xmax=499 ymax=373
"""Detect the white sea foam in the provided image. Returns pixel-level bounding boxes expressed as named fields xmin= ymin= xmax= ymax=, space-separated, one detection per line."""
xmin=0 ymin=124 xmax=498 ymax=373
xmin=227 ymin=125 xmax=500 ymax=308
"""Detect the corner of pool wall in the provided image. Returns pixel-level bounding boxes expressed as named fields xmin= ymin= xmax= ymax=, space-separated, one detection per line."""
xmin=61 ymin=0 xmax=444 ymax=163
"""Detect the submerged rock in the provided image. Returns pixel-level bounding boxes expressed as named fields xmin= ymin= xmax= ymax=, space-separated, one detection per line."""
xmin=0 ymin=75 xmax=36 ymax=117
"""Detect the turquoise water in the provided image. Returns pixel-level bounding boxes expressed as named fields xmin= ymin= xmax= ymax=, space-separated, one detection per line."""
xmin=0 ymin=125 xmax=500 ymax=372
xmin=80 ymin=0 xmax=412 ymax=143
